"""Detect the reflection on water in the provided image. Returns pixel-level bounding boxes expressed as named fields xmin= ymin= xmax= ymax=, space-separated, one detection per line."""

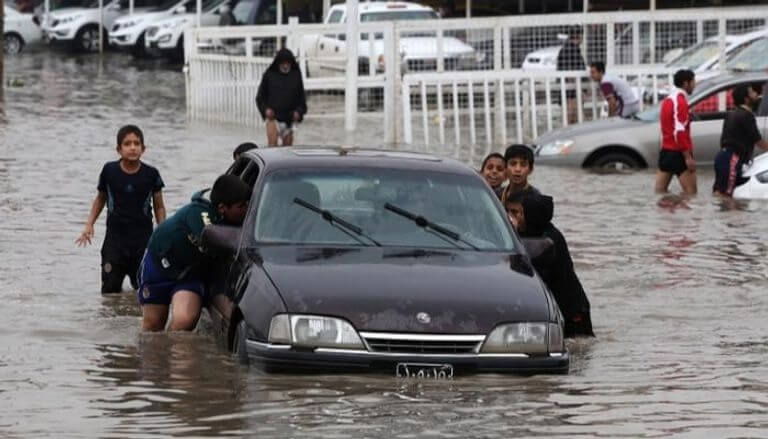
xmin=2 ymin=51 xmax=768 ymax=437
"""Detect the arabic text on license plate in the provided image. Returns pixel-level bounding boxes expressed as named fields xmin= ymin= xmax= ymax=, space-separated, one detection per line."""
xmin=396 ymin=363 xmax=454 ymax=379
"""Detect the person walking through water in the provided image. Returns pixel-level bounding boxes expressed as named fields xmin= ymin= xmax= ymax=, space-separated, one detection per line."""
xmin=256 ymin=48 xmax=308 ymax=147
xmin=557 ymin=25 xmax=586 ymax=125
xmin=655 ymin=69 xmax=697 ymax=195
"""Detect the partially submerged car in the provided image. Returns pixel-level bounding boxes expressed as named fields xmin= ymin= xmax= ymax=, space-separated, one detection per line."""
xmin=143 ymin=0 xmax=228 ymax=60
xmin=108 ymin=0 xmax=196 ymax=56
xmin=4 ymin=5 xmax=42 ymax=54
xmin=203 ymin=147 xmax=569 ymax=376
xmin=534 ymin=71 xmax=768 ymax=170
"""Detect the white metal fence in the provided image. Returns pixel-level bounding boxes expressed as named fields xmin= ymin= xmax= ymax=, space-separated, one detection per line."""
xmin=185 ymin=6 xmax=768 ymax=147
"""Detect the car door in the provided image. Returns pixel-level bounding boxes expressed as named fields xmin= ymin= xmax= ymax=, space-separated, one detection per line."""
xmin=689 ymin=84 xmax=738 ymax=164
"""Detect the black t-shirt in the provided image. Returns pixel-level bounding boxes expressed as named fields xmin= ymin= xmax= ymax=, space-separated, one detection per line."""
xmin=98 ymin=160 xmax=164 ymax=240
xmin=556 ymin=41 xmax=585 ymax=72
xmin=720 ymin=107 xmax=763 ymax=159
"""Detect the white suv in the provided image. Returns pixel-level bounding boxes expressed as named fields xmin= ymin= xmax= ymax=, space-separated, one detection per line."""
xmin=143 ymin=0 xmax=228 ymax=60
xmin=108 ymin=0 xmax=196 ymax=56
xmin=42 ymin=0 xmax=160 ymax=52
xmin=304 ymin=2 xmax=481 ymax=77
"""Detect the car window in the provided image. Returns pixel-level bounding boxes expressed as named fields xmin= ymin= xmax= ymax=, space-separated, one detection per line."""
xmin=667 ymin=41 xmax=719 ymax=70
xmin=240 ymin=163 xmax=260 ymax=187
xmin=327 ymin=9 xmax=342 ymax=23
xmin=253 ymin=168 xmax=517 ymax=251
xmin=727 ymin=37 xmax=768 ymax=71
xmin=227 ymin=157 xmax=250 ymax=176
xmin=230 ymin=0 xmax=255 ymax=24
xmin=691 ymin=85 xmax=736 ymax=118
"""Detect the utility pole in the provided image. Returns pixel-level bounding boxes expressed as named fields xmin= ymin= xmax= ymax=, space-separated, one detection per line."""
xmin=0 ymin=0 xmax=5 ymax=110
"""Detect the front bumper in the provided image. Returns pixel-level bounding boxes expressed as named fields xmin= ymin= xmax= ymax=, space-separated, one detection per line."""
xmin=43 ymin=26 xmax=77 ymax=42
xmin=245 ymin=340 xmax=569 ymax=375
xmin=109 ymin=30 xmax=141 ymax=47
xmin=535 ymin=150 xmax=589 ymax=167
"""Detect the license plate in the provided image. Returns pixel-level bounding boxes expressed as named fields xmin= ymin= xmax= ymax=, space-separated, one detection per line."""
xmin=396 ymin=363 xmax=453 ymax=379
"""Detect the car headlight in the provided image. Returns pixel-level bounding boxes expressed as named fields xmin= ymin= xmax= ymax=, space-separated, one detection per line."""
xmin=538 ymin=139 xmax=574 ymax=156
xmin=267 ymin=314 xmax=364 ymax=349
xmin=755 ymin=170 xmax=768 ymax=183
xmin=481 ymin=322 xmax=555 ymax=354
xmin=159 ymin=34 xmax=172 ymax=43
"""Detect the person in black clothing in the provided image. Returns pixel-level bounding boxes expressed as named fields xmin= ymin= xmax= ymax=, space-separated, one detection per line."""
xmin=557 ymin=25 xmax=586 ymax=125
xmin=713 ymin=84 xmax=768 ymax=197
xmin=506 ymin=191 xmax=594 ymax=338
xmin=76 ymin=125 xmax=166 ymax=294
xmin=256 ymin=48 xmax=308 ymax=147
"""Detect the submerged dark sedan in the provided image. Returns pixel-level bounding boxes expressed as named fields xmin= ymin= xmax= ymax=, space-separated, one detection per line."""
xmin=203 ymin=147 xmax=568 ymax=376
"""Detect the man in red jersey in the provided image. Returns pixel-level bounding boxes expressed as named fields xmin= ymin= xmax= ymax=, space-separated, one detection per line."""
xmin=655 ymin=69 xmax=697 ymax=194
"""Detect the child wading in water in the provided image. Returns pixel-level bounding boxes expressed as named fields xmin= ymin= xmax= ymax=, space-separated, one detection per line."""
xmin=480 ymin=152 xmax=506 ymax=199
xmin=76 ymin=125 xmax=166 ymax=294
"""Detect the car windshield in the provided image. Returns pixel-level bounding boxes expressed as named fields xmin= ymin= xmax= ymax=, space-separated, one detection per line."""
xmin=360 ymin=10 xmax=438 ymax=22
xmin=727 ymin=37 xmax=768 ymax=71
xmin=151 ymin=0 xmax=183 ymax=11
xmin=253 ymin=168 xmax=517 ymax=251
xmin=667 ymin=41 xmax=719 ymax=70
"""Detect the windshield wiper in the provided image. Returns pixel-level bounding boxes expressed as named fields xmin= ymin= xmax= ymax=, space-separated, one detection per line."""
xmin=293 ymin=198 xmax=381 ymax=247
xmin=383 ymin=203 xmax=479 ymax=250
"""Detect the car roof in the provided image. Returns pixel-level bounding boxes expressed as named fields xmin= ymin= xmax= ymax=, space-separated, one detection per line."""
xmin=694 ymin=71 xmax=768 ymax=95
xmin=243 ymin=146 xmax=477 ymax=176
xmin=330 ymin=1 xmax=433 ymax=14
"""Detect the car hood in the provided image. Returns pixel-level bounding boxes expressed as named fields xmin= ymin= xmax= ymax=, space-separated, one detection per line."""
xmin=526 ymin=45 xmax=560 ymax=58
xmin=115 ymin=11 xmax=167 ymax=24
xmin=254 ymin=247 xmax=551 ymax=334
xmin=535 ymin=116 xmax=649 ymax=146
xmin=50 ymin=7 xmax=90 ymax=18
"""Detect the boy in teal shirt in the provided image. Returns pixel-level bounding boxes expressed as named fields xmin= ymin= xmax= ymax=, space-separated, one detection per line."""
xmin=138 ymin=174 xmax=250 ymax=331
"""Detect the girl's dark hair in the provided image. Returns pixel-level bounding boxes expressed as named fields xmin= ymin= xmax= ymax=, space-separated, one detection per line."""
xmin=480 ymin=152 xmax=505 ymax=171
xmin=116 ymin=125 xmax=145 ymax=147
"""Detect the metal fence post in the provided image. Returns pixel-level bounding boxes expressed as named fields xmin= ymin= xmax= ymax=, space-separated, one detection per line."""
xmin=344 ymin=0 xmax=360 ymax=139
xmin=384 ymin=22 xmax=398 ymax=145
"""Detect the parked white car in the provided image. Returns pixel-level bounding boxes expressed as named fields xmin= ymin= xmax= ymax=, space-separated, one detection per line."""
xmin=303 ymin=2 xmax=481 ymax=77
xmin=109 ymin=0 xmax=196 ymax=56
xmin=42 ymin=0 xmax=159 ymax=52
xmin=4 ymin=6 xmax=42 ymax=54
xmin=521 ymin=45 xmax=560 ymax=72
xmin=143 ymin=0 xmax=227 ymax=60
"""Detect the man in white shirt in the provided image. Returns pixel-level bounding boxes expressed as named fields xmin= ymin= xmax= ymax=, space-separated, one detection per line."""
xmin=589 ymin=61 xmax=640 ymax=118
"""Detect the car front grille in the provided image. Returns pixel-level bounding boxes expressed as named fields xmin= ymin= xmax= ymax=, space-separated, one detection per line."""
xmin=361 ymin=332 xmax=485 ymax=355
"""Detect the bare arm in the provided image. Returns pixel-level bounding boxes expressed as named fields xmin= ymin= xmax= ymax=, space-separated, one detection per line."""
xmin=76 ymin=191 xmax=106 ymax=247
xmin=153 ymin=190 xmax=166 ymax=224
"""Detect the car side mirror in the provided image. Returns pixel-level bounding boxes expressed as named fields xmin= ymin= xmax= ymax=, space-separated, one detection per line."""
xmin=521 ymin=237 xmax=555 ymax=265
xmin=202 ymin=224 xmax=241 ymax=253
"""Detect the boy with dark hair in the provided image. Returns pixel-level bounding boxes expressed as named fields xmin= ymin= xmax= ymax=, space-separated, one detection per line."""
xmin=233 ymin=142 xmax=258 ymax=160
xmin=501 ymin=144 xmax=541 ymax=203
xmin=589 ymin=61 xmax=640 ymax=118
xmin=505 ymin=192 xmax=594 ymax=338
xmin=137 ymin=174 xmax=251 ymax=332
xmin=76 ymin=125 xmax=166 ymax=294
xmin=256 ymin=48 xmax=308 ymax=147
xmin=656 ymin=69 xmax=697 ymax=194
xmin=713 ymin=83 xmax=768 ymax=196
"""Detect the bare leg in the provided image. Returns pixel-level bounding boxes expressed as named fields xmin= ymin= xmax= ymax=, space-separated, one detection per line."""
xmin=678 ymin=169 xmax=698 ymax=195
xmin=655 ymin=170 xmax=673 ymax=193
xmin=142 ymin=304 xmax=169 ymax=331
xmin=282 ymin=130 xmax=294 ymax=147
xmin=266 ymin=119 xmax=278 ymax=146
xmin=168 ymin=291 xmax=202 ymax=331
xmin=567 ymin=98 xmax=578 ymax=125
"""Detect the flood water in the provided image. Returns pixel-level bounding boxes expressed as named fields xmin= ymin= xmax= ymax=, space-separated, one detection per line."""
xmin=2 ymin=51 xmax=768 ymax=438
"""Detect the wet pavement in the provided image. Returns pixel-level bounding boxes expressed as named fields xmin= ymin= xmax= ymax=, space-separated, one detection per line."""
xmin=1 ymin=51 xmax=768 ymax=438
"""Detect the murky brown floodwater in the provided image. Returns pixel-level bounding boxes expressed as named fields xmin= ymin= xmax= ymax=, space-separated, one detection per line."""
xmin=2 ymin=50 xmax=768 ymax=438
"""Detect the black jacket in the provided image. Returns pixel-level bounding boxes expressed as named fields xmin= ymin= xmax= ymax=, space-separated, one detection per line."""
xmin=256 ymin=48 xmax=308 ymax=123
xmin=520 ymin=194 xmax=595 ymax=337
xmin=556 ymin=41 xmax=585 ymax=72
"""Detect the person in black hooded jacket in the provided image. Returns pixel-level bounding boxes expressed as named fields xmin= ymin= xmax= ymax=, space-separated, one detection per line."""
xmin=506 ymin=191 xmax=595 ymax=337
xmin=256 ymin=48 xmax=307 ymax=146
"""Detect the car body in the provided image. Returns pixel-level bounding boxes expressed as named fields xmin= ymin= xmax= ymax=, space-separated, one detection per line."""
xmin=726 ymin=34 xmax=768 ymax=73
xmin=733 ymin=152 xmax=768 ymax=200
xmin=303 ymin=2 xmax=480 ymax=77
xmin=143 ymin=0 xmax=227 ymax=59
xmin=203 ymin=147 xmax=569 ymax=375
xmin=521 ymin=45 xmax=560 ymax=72
xmin=4 ymin=6 xmax=42 ymax=54
xmin=534 ymin=72 xmax=768 ymax=169
xmin=108 ymin=0 xmax=195 ymax=55
xmin=41 ymin=0 xmax=160 ymax=52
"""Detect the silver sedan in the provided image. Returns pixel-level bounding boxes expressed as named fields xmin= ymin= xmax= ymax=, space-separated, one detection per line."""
xmin=534 ymin=72 xmax=768 ymax=170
